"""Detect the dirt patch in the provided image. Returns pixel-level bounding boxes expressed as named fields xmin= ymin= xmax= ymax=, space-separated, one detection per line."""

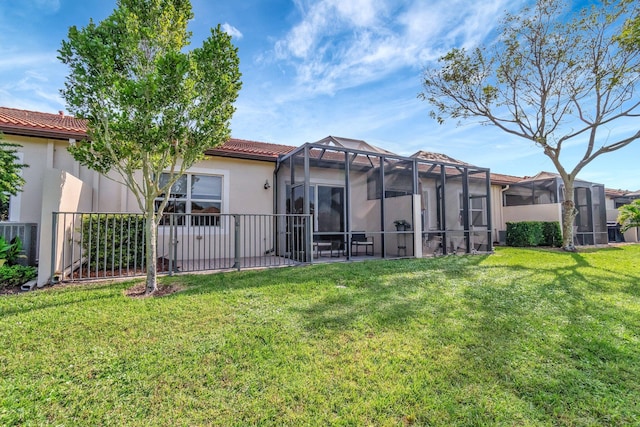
xmin=124 ymin=282 xmax=185 ymax=298
xmin=0 ymin=285 xmax=22 ymax=296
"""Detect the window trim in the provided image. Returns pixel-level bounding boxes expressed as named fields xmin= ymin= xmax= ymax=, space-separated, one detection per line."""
xmin=156 ymin=167 xmax=229 ymax=227
xmin=459 ymin=192 xmax=487 ymax=228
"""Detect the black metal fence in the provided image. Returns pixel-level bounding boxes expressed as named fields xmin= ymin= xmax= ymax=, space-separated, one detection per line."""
xmin=51 ymin=212 xmax=312 ymax=282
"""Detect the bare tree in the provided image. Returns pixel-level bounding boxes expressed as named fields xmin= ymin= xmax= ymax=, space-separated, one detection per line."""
xmin=420 ymin=0 xmax=640 ymax=250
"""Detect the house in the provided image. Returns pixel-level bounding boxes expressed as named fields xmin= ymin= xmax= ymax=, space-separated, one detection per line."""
xmin=0 ymin=107 xmax=293 ymax=284
xmin=490 ymin=171 xmax=611 ymax=245
xmin=1 ymin=106 xmax=635 ymax=286
xmin=604 ymin=188 xmax=640 ymax=243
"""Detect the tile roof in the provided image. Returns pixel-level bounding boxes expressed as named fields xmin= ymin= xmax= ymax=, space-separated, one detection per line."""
xmin=313 ymin=135 xmax=397 ymax=155
xmin=411 ymin=150 xmax=473 ymax=166
xmin=490 ymin=172 xmax=525 ymax=185
xmin=605 ymin=188 xmax=640 ymax=198
xmin=0 ymin=106 xmax=295 ymax=161
xmin=0 ymin=106 xmax=86 ymax=139
xmin=206 ymin=138 xmax=295 ymax=161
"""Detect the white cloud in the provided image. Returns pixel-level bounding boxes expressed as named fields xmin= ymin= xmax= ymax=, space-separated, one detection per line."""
xmin=221 ymin=23 xmax=243 ymax=40
xmin=271 ymin=0 xmax=520 ymax=100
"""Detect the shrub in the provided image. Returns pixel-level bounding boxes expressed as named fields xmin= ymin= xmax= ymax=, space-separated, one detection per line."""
xmin=541 ymin=222 xmax=562 ymax=247
xmin=506 ymin=221 xmax=561 ymax=247
xmin=0 ymin=236 xmax=25 ymax=265
xmin=0 ymin=264 xmax=37 ymax=289
xmin=78 ymin=214 xmax=146 ymax=271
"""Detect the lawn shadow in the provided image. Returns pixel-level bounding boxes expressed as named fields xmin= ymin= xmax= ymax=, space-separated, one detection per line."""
xmin=290 ymin=255 xmax=490 ymax=334
xmin=457 ymin=250 xmax=640 ymax=423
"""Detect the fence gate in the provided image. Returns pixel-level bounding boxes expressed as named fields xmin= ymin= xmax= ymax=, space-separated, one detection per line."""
xmin=51 ymin=212 xmax=312 ymax=282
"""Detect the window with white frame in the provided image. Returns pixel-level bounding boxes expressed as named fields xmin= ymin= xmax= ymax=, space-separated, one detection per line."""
xmin=155 ymin=173 xmax=222 ymax=226
xmin=459 ymin=193 xmax=487 ymax=227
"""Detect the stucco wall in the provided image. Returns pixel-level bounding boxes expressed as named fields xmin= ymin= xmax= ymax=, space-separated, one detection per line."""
xmin=37 ymin=169 xmax=92 ymax=286
xmin=503 ymin=203 xmax=562 ymax=224
xmin=491 ymin=185 xmax=504 ymax=238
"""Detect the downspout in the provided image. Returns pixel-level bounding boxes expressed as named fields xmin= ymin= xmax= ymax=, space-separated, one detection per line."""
xmin=499 ymin=185 xmax=509 ymax=241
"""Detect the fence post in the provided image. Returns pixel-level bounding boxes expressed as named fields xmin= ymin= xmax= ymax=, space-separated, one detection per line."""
xmin=168 ymin=213 xmax=175 ymax=277
xmin=306 ymin=214 xmax=313 ymax=263
xmin=50 ymin=212 xmax=58 ymax=283
xmin=233 ymin=214 xmax=241 ymax=270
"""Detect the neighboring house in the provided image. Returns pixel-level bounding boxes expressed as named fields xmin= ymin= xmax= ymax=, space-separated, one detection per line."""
xmin=1 ymin=106 xmax=635 ymax=286
xmin=490 ymin=171 xmax=610 ymax=245
xmin=604 ymin=188 xmax=640 ymax=243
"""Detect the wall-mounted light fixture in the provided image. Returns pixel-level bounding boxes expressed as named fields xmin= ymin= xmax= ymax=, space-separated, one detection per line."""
xmin=264 ymin=179 xmax=271 ymax=190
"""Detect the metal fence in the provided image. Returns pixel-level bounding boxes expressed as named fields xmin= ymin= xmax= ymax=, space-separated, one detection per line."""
xmin=0 ymin=222 xmax=38 ymax=266
xmin=51 ymin=212 xmax=312 ymax=282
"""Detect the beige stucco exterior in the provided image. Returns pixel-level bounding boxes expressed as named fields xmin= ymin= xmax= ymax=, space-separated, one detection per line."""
xmin=502 ymin=203 xmax=563 ymax=226
xmin=3 ymin=132 xmax=279 ymax=284
xmin=37 ymin=169 xmax=92 ymax=286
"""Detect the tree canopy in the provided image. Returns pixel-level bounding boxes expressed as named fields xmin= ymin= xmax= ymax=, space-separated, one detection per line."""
xmin=420 ymin=0 xmax=640 ymax=250
xmin=617 ymin=199 xmax=640 ymax=232
xmin=0 ymin=133 xmax=27 ymax=205
xmin=59 ymin=0 xmax=242 ymax=293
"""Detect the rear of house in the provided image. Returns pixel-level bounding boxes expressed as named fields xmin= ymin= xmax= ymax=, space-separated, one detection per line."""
xmin=2 ymin=106 xmax=637 ymax=287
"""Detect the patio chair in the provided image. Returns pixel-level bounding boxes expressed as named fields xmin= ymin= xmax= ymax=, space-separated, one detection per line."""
xmin=351 ymin=232 xmax=374 ymax=256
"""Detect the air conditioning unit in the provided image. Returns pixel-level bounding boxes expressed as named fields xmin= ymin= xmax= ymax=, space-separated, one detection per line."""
xmin=0 ymin=223 xmax=38 ymax=266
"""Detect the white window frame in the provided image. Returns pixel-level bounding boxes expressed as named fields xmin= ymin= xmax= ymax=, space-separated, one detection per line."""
xmin=459 ymin=192 xmax=487 ymax=228
xmin=155 ymin=167 xmax=229 ymax=227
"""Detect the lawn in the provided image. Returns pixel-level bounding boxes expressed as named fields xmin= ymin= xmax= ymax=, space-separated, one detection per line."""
xmin=1 ymin=245 xmax=639 ymax=426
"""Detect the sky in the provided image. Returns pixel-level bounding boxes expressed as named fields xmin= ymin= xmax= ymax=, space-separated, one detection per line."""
xmin=0 ymin=0 xmax=638 ymax=190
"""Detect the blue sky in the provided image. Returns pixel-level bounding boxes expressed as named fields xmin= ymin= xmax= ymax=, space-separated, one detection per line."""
xmin=1 ymin=0 xmax=638 ymax=190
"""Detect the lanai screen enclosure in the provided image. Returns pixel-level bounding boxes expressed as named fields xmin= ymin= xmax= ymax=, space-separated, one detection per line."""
xmin=502 ymin=174 xmax=607 ymax=245
xmin=275 ymin=137 xmax=492 ymax=260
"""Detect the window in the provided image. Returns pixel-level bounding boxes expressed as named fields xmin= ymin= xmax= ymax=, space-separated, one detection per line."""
xmin=155 ymin=173 xmax=222 ymax=226
xmin=286 ymin=184 xmax=344 ymax=232
xmin=367 ymin=169 xmax=413 ymax=200
xmin=460 ymin=194 xmax=487 ymax=227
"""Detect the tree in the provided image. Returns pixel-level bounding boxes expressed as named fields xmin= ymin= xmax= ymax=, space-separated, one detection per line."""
xmin=617 ymin=199 xmax=640 ymax=232
xmin=618 ymin=0 xmax=639 ymax=48
xmin=0 ymin=132 xmax=27 ymax=220
xmin=59 ymin=0 xmax=242 ymax=294
xmin=420 ymin=0 xmax=640 ymax=251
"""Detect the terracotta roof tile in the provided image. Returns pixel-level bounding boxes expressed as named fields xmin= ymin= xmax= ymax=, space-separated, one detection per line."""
xmin=207 ymin=138 xmax=295 ymax=160
xmin=605 ymin=188 xmax=640 ymax=198
xmin=490 ymin=172 xmax=524 ymax=185
xmin=0 ymin=106 xmax=87 ymax=139
xmin=0 ymin=106 xmax=295 ymax=161
xmin=410 ymin=150 xmax=473 ymax=166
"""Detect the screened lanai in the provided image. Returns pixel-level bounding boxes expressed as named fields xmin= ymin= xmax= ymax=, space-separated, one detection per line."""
xmin=501 ymin=173 xmax=607 ymax=245
xmin=274 ymin=136 xmax=492 ymax=261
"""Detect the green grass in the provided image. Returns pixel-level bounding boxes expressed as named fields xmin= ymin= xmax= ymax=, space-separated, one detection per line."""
xmin=2 ymin=246 xmax=640 ymax=426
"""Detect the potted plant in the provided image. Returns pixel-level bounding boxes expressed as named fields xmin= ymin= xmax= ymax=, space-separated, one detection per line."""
xmin=394 ymin=219 xmax=411 ymax=231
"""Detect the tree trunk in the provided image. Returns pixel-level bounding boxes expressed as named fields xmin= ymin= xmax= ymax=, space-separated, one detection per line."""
xmin=145 ymin=205 xmax=158 ymax=294
xmin=561 ymin=178 xmax=577 ymax=252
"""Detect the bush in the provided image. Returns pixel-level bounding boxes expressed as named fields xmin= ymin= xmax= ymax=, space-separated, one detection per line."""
xmin=78 ymin=214 xmax=146 ymax=270
xmin=0 ymin=264 xmax=37 ymax=289
xmin=0 ymin=236 xmax=25 ymax=265
xmin=541 ymin=222 xmax=562 ymax=247
xmin=506 ymin=221 xmax=562 ymax=247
